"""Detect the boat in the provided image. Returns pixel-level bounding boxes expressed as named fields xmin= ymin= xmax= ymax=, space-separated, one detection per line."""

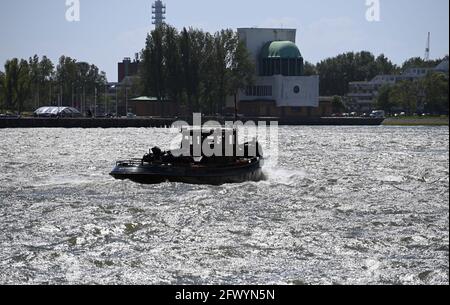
xmin=110 ymin=127 xmax=264 ymax=185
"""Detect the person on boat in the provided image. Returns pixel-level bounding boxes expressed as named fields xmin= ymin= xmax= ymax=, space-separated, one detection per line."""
xmin=152 ymin=146 xmax=163 ymax=158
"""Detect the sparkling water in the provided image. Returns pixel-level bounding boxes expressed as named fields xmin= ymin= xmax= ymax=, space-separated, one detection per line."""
xmin=0 ymin=126 xmax=448 ymax=284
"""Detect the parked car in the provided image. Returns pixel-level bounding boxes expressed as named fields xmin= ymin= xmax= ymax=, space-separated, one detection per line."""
xmin=0 ymin=113 xmax=21 ymax=119
xmin=370 ymin=110 xmax=386 ymax=118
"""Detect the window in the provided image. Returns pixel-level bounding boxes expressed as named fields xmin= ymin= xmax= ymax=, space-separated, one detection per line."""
xmin=260 ymin=58 xmax=304 ymax=76
xmin=245 ymin=85 xmax=273 ymax=97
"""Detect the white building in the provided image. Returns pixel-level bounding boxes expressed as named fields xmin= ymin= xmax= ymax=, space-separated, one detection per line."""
xmin=230 ymin=28 xmax=321 ymax=117
xmin=347 ymin=59 xmax=449 ymax=112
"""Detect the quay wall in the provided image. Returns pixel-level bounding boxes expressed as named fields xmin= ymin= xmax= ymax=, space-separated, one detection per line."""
xmin=0 ymin=117 xmax=385 ymax=129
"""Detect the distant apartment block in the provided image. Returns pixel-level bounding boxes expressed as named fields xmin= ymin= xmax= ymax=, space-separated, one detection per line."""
xmin=347 ymin=59 xmax=449 ymax=112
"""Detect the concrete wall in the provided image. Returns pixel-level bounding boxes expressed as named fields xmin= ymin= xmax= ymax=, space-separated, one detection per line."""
xmin=277 ymin=75 xmax=319 ymax=107
xmin=239 ymin=75 xmax=319 ymax=108
xmin=128 ymin=101 xmax=178 ymax=117
xmin=238 ymin=100 xmax=333 ymax=118
xmin=0 ymin=115 xmax=384 ymax=128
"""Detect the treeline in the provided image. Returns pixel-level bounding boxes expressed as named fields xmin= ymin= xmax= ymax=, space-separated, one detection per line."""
xmin=2 ymin=34 xmax=447 ymax=116
xmin=139 ymin=25 xmax=254 ymax=115
xmin=0 ymin=55 xmax=107 ymax=113
xmin=304 ymin=51 xmax=446 ymax=96
xmin=376 ymin=72 xmax=449 ymax=114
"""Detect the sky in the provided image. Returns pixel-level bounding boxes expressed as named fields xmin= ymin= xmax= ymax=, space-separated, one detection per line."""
xmin=0 ymin=0 xmax=448 ymax=82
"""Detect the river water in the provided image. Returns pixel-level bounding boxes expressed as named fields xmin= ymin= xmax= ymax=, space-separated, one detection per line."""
xmin=0 ymin=126 xmax=448 ymax=285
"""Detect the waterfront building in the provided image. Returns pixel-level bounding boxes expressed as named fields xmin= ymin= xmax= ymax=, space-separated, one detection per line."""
xmin=435 ymin=59 xmax=449 ymax=74
xmin=347 ymin=59 xmax=449 ymax=112
xmin=231 ymin=28 xmax=328 ymax=118
xmin=118 ymin=57 xmax=140 ymax=83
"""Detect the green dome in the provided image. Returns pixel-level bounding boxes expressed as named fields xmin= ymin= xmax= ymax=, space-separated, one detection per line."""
xmin=260 ymin=41 xmax=302 ymax=59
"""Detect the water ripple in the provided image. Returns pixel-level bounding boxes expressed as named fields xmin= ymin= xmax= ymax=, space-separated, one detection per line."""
xmin=0 ymin=126 xmax=448 ymax=285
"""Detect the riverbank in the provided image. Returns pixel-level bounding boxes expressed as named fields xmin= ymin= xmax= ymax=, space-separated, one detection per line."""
xmin=0 ymin=117 xmax=385 ymax=128
xmin=383 ymin=116 xmax=449 ymax=126
xmin=4 ymin=117 xmax=448 ymax=128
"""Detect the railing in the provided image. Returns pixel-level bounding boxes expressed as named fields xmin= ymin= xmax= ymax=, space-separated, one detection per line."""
xmin=116 ymin=159 xmax=143 ymax=166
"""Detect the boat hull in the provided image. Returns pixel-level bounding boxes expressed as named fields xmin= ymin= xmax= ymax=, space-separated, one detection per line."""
xmin=110 ymin=159 xmax=264 ymax=185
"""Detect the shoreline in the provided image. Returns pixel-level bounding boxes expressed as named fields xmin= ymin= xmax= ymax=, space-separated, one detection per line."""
xmin=0 ymin=117 xmax=385 ymax=128
xmin=382 ymin=117 xmax=449 ymax=126
xmin=1 ymin=117 xmax=448 ymax=128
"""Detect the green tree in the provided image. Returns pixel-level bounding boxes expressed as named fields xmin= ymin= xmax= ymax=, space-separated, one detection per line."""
xmin=228 ymin=33 xmax=255 ymax=116
xmin=179 ymin=27 xmax=206 ymax=113
xmin=178 ymin=28 xmax=192 ymax=113
xmin=186 ymin=28 xmax=205 ymax=112
xmin=56 ymin=56 xmax=79 ymax=106
xmin=0 ymin=55 xmax=106 ymax=114
xmin=303 ymin=61 xmax=317 ymax=76
xmin=141 ymin=27 xmax=166 ymax=115
xmin=422 ymin=72 xmax=449 ymax=114
xmin=39 ymin=56 xmax=55 ymax=106
xmin=69 ymin=61 xmax=107 ymax=113
xmin=152 ymin=27 xmax=166 ymax=116
xmin=16 ymin=59 xmax=31 ymax=113
xmin=389 ymin=81 xmax=420 ymax=114
xmin=28 ymin=55 xmax=41 ymax=109
xmin=199 ymin=32 xmax=218 ymax=114
xmin=401 ymin=57 xmax=443 ymax=70
xmin=212 ymin=29 xmax=235 ymax=113
xmin=376 ymin=85 xmax=396 ymax=113
xmin=163 ymin=25 xmax=182 ymax=114
xmin=76 ymin=62 xmax=90 ymax=111
xmin=375 ymin=54 xmax=398 ymax=75
xmin=3 ymin=58 xmax=32 ymax=113
xmin=331 ymin=96 xmax=345 ymax=113
xmin=0 ymin=71 xmax=4 ymax=112
xmin=3 ymin=58 xmax=19 ymax=111
xmin=317 ymin=51 xmax=399 ymax=96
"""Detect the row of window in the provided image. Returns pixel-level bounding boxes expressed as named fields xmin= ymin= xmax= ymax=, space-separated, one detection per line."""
xmin=245 ymin=85 xmax=273 ymax=97
xmin=405 ymin=68 xmax=428 ymax=75
xmin=260 ymin=58 xmax=304 ymax=76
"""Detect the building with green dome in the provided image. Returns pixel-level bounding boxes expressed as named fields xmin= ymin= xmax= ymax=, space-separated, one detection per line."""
xmin=232 ymin=28 xmax=328 ymax=118
xmin=259 ymin=41 xmax=304 ymax=76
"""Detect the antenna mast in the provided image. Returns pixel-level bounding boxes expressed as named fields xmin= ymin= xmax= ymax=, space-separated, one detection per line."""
xmin=424 ymin=32 xmax=431 ymax=61
xmin=152 ymin=0 xmax=166 ymax=28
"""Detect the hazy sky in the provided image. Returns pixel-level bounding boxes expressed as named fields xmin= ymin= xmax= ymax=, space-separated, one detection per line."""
xmin=0 ymin=0 xmax=448 ymax=81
